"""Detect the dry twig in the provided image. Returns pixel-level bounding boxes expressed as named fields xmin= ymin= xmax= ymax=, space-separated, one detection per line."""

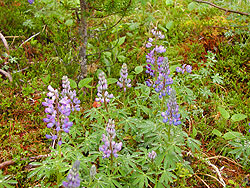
xmin=194 ymin=173 xmax=210 ymax=188
xmin=0 ymin=32 xmax=9 ymax=51
xmin=0 ymin=154 xmax=50 ymax=169
xmin=0 ymin=68 xmax=13 ymax=82
xmin=19 ymin=32 xmax=41 ymax=48
xmin=207 ymin=155 xmax=243 ymax=168
xmin=193 ymin=0 xmax=250 ymax=16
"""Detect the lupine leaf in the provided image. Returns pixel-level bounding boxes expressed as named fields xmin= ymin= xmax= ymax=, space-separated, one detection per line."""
xmin=186 ymin=137 xmax=201 ymax=152
xmin=78 ymin=77 xmax=93 ymax=88
xmin=135 ymin=66 xmax=143 ymax=74
xmin=165 ymin=0 xmax=173 ymax=6
xmin=68 ymin=78 xmax=77 ymax=89
xmin=160 ymin=171 xmax=176 ymax=184
xmin=165 ymin=21 xmax=174 ymax=30
xmin=107 ymin=78 xmax=118 ymax=85
xmin=231 ymin=114 xmax=247 ymax=122
xmin=223 ymin=131 xmax=243 ymax=140
xmin=218 ymin=107 xmax=230 ymax=120
xmin=188 ymin=2 xmax=197 ymax=11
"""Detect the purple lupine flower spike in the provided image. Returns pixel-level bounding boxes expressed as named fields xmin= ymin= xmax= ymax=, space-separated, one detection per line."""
xmin=161 ymin=89 xmax=181 ymax=126
xmin=186 ymin=65 xmax=192 ymax=73
xmin=61 ymin=76 xmax=81 ymax=112
xmin=117 ymin=63 xmax=131 ymax=92
xmin=63 ymin=160 xmax=82 ymax=188
xmin=176 ymin=64 xmax=192 ymax=74
xmin=95 ymin=72 xmax=113 ymax=103
xmin=99 ymin=119 xmax=122 ymax=159
xmin=145 ymin=28 xmax=172 ymax=99
xmin=43 ymin=76 xmax=80 ymax=146
xmin=28 ymin=0 xmax=34 ymax=4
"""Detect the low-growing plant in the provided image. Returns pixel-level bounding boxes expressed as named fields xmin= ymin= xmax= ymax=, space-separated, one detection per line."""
xmin=26 ymin=27 xmax=202 ymax=187
xmin=0 ymin=170 xmax=17 ymax=188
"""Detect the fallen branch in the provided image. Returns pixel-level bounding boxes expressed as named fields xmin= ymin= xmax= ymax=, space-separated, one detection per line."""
xmin=0 ymin=154 xmax=50 ymax=169
xmin=206 ymin=160 xmax=226 ymax=187
xmin=0 ymin=68 xmax=13 ymax=82
xmin=207 ymin=155 xmax=243 ymax=168
xmin=19 ymin=32 xmax=40 ymax=48
xmin=193 ymin=0 xmax=250 ymax=16
xmin=201 ymin=173 xmax=226 ymax=187
xmin=0 ymin=160 xmax=15 ymax=169
xmin=0 ymin=32 xmax=9 ymax=51
xmin=194 ymin=152 xmax=227 ymax=187
xmin=194 ymin=173 xmax=210 ymax=188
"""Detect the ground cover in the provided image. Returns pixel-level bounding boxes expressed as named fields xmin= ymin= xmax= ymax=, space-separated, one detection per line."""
xmin=0 ymin=0 xmax=249 ymax=187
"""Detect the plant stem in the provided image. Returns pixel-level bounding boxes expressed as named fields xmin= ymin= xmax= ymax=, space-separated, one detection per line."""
xmin=168 ymin=124 xmax=171 ymax=142
xmin=123 ymin=90 xmax=126 ymax=108
xmin=57 ymin=144 xmax=62 ymax=187
xmin=104 ymin=97 xmax=109 ymax=112
xmin=109 ymin=137 xmax=113 ymax=170
xmin=160 ymin=95 xmax=165 ymax=112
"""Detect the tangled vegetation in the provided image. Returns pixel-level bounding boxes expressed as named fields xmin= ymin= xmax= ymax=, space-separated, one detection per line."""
xmin=0 ymin=0 xmax=249 ymax=187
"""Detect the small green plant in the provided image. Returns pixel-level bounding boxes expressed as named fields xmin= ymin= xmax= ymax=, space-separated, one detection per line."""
xmin=0 ymin=170 xmax=17 ymax=188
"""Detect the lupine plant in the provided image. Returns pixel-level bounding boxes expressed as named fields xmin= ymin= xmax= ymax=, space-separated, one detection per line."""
xmin=27 ymin=27 xmax=201 ymax=188
xmin=42 ymin=76 xmax=80 ymax=147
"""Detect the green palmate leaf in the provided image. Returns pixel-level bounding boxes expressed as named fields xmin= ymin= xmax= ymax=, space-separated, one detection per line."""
xmin=140 ymin=105 xmax=150 ymax=115
xmin=78 ymin=77 xmax=93 ymax=88
xmin=159 ymin=171 xmax=177 ymax=185
xmin=41 ymin=74 xmax=51 ymax=84
xmin=102 ymin=57 xmax=111 ymax=75
xmin=229 ymin=148 xmax=243 ymax=159
xmin=68 ymin=78 xmax=77 ymax=89
xmin=231 ymin=114 xmax=247 ymax=122
xmin=103 ymin=51 xmax=112 ymax=59
xmin=113 ymin=36 xmax=126 ymax=47
xmin=65 ymin=19 xmax=73 ymax=26
xmin=107 ymin=78 xmax=118 ymax=85
xmin=212 ymin=73 xmax=224 ymax=84
xmin=188 ymin=2 xmax=197 ymax=11
xmin=212 ymin=129 xmax=222 ymax=137
xmin=117 ymin=55 xmax=126 ymax=62
xmin=118 ymin=36 xmax=126 ymax=46
xmin=134 ymin=66 xmax=143 ymax=74
xmin=186 ymin=137 xmax=201 ymax=152
xmin=165 ymin=21 xmax=174 ymax=30
xmin=128 ymin=23 xmax=140 ymax=31
xmin=223 ymin=131 xmax=243 ymax=140
xmin=218 ymin=107 xmax=230 ymax=120
xmin=27 ymin=166 xmax=41 ymax=179
xmin=111 ymin=179 xmax=123 ymax=188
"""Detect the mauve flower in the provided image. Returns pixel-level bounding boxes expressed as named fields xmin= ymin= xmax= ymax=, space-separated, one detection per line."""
xmin=95 ymin=72 xmax=113 ymax=103
xmin=161 ymin=89 xmax=181 ymax=126
xmin=186 ymin=65 xmax=192 ymax=73
xmin=155 ymin=45 xmax=166 ymax=53
xmin=43 ymin=76 xmax=80 ymax=146
xmin=148 ymin=151 xmax=157 ymax=160
xmin=63 ymin=160 xmax=81 ymax=188
xmin=99 ymin=119 xmax=122 ymax=159
xmin=28 ymin=0 xmax=34 ymax=4
xmin=146 ymin=43 xmax=152 ymax=48
xmin=117 ymin=63 xmax=131 ymax=92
